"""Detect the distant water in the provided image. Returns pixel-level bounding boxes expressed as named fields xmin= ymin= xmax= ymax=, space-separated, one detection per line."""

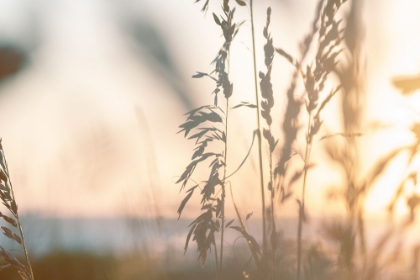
xmin=1 ymin=215 xmax=419 ymax=263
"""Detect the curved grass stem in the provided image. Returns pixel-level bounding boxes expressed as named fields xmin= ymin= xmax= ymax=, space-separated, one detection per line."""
xmin=220 ymin=97 xmax=229 ymax=275
xmin=2 ymin=143 xmax=35 ymax=280
xmin=229 ymin=185 xmax=262 ymax=272
xmin=214 ymin=241 xmax=219 ymax=280
xmin=250 ymin=0 xmax=267 ymax=256
xmin=296 ymin=113 xmax=313 ymax=280
xmin=268 ymin=125 xmax=275 ymax=279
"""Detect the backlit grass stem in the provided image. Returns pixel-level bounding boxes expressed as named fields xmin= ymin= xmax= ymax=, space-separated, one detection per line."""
xmin=250 ymin=0 xmax=268 ymax=256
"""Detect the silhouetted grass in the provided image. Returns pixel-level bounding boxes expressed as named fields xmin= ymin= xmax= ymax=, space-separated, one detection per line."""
xmin=0 ymin=140 xmax=34 ymax=280
xmin=1 ymin=1 xmax=420 ymax=280
xmin=177 ymin=0 xmax=420 ymax=279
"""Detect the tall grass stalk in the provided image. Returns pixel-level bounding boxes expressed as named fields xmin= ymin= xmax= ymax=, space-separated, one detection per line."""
xmin=296 ymin=112 xmax=313 ymax=280
xmin=177 ymin=1 xmax=420 ymax=279
xmin=326 ymin=0 xmax=366 ymax=275
xmin=0 ymin=140 xmax=34 ymax=280
xmin=177 ymin=1 xmax=240 ymax=278
xmin=220 ymin=95 xmax=229 ymax=274
xmin=249 ymin=0 xmax=267 ymax=256
xmin=275 ymin=1 xmax=325 ymax=276
xmin=259 ymin=7 xmax=276 ymax=277
xmin=290 ymin=1 xmax=348 ymax=278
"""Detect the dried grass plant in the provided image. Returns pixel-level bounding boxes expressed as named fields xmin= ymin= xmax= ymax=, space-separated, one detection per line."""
xmin=0 ymin=140 xmax=34 ymax=280
xmin=1 ymin=0 xmax=419 ymax=280
xmin=178 ymin=0 xmax=420 ymax=279
xmin=176 ymin=1 xmax=241 ymax=278
xmin=179 ymin=0 xmax=349 ymax=278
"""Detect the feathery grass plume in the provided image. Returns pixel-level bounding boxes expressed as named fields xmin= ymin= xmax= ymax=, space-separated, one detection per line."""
xmin=177 ymin=105 xmax=225 ymax=268
xmin=258 ymin=7 xmax=278 ymax=276
xmin=277 ymin=0 xmax=349 ymax=278
xmin=177 ymin=0 xmax=240 ymax=274
xmin=266 ymin=2 xmax=326 ymax=278
xmin=323 ymin=0 xmax=420 ymax=277
xmin=0 ymin=140 xmax=34 ymax=280
xmin=320 ymin=0 xmax=366 ymax=277
xmin=274 ymin=0 xmax=324 ymax=205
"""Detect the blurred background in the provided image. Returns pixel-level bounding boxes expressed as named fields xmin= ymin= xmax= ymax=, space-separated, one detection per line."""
xmin=0 ymin=0 xmax=420 ymax=279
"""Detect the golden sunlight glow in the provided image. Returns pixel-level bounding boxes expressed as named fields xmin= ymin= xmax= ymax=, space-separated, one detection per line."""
xmin=360 ymin=0 xmax=420 ymax=219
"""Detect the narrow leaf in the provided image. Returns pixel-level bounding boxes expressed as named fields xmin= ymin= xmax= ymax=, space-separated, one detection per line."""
xmin=212 ymin=13 xmax=221 ymax=25
xmin=10 ymin=201 xmax=17 ymax=215
xmin=275 ymin=48 xmax=295 ymax=66
xmin=13 ymin=234 xmax=21 ymax=244
xmin=184 ymin=224 xmax=196 ymax=254
xmin=0 ymin=169 xmax=7 ymax=182
xmin=229 ymin=225 xmax=244 ymax=232
xmin=232 ymin=102 xmax=257 ymax=109
xmin=1 ymin=213 xmax=17 ymax=228
xmin=178 ymin=189 xmax=195 ymax=218
xmin=1 ymin=226 xmax=15 ymax=241
xmin=192 ymin=72 xmax=207 ymax=78
xmin=225 ymin=219 xmax=234 ymax=228
xmin=246 ymin=211 xmax=253 ymax=221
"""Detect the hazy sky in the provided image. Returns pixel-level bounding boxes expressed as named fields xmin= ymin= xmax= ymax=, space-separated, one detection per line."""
xmin=0 ymin=0 xmax=419 ymax=219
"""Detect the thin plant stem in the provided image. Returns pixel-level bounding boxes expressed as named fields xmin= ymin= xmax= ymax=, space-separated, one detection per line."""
xmin=296 ymin=113 xmax=313 ymax=280
xmin=358 ymin=206 xmax=366 ymax=265
xmin=214 ymin=242 xmax=219 ymax=280
xmin=17 ymin=216 xmax=34 ymax=280
xmin=219 ymin=50 xmax=232 ymax=277
xmin=220 ymin=97 xmax=229 ymax=275
xmin=250 ymin=0 xmax=267 ymax=255
xmin=229 ymin=185 xmax=262 ymax=272
xmin=269 ymin=125 xmax=275 ymax=279
xmin=3 ymin=147 xmax=35 ymax=280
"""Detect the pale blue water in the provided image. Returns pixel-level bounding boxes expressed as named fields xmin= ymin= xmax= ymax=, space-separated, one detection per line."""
xmin=1 ymin=214 xmax=419 ymax=264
